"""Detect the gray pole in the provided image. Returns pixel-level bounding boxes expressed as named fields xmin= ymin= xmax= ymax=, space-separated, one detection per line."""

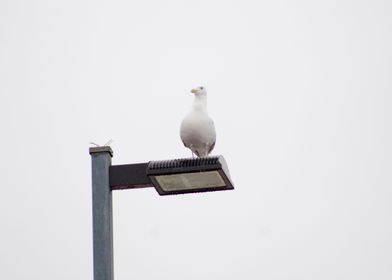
xmin=90 ymin=146 xmax=114 ymax=280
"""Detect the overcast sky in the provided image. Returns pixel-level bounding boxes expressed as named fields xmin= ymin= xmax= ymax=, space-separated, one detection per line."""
xmin=1 ymin=0 xmax=392 ymax=279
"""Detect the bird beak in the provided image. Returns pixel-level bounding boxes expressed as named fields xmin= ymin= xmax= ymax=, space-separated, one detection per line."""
xmin=191 ymin=88 xmax=198 ymax=94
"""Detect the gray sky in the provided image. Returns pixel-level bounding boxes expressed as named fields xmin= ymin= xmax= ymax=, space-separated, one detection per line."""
xmin=1 ymin=0 xmax=392 ymax=279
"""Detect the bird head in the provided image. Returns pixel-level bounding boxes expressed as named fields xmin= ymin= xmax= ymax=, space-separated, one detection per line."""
xmin=191 ymin=86 xmax=207 ymax=96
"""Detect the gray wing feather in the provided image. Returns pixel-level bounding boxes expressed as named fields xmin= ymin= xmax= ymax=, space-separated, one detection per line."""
xmin=208 ymin=141 xmax=215 ymax=154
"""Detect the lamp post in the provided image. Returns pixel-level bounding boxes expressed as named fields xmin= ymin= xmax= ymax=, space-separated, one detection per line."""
xmin=89 ymin=146 xmax=234 ymax=280
xmin=90 ymin=146 xmax=114 ymax=280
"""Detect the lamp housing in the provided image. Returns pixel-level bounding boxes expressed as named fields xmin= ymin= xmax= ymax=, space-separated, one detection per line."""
xmin=146 ymin=156 xmax=234 ymax=195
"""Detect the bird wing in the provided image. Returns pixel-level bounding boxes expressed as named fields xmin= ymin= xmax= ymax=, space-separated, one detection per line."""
xmin=208 ymin=141 xmax=215 ymax=154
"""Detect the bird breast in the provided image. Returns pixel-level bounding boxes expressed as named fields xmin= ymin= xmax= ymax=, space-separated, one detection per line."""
xmin=180 ymin=112 xmax=216 ymax=147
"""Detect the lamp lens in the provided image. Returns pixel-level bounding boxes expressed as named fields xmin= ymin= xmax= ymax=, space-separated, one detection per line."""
xmin=154 ymin=171 xmax=225 ymax=191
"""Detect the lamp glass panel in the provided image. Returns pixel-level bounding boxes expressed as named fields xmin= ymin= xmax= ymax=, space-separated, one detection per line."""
xmin=154 ymin=171 xmax=226 ymax=191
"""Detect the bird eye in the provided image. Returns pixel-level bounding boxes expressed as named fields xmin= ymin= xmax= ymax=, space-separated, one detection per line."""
xmin=200 ymin=87 xmax=204 ymax=90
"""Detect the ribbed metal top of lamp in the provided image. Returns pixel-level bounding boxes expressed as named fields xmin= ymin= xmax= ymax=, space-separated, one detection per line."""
xmin=148 ymin=156 xmax=221 ymax=170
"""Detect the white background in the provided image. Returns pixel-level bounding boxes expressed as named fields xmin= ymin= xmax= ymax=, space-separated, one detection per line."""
xmin=1 ymin=0 xmax=391 ymax=279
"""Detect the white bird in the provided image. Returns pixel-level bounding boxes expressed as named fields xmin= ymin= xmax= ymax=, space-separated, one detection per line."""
xmin=180 ymin=86 xmax=216 ymax=157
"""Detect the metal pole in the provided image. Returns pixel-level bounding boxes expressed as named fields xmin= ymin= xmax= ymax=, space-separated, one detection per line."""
xmin=90 ymin=146 xmax=114 ymax=280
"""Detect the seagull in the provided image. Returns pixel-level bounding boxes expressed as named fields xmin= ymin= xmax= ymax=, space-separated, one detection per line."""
xmin=180 ymin=86 xmax=216 ymax=157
